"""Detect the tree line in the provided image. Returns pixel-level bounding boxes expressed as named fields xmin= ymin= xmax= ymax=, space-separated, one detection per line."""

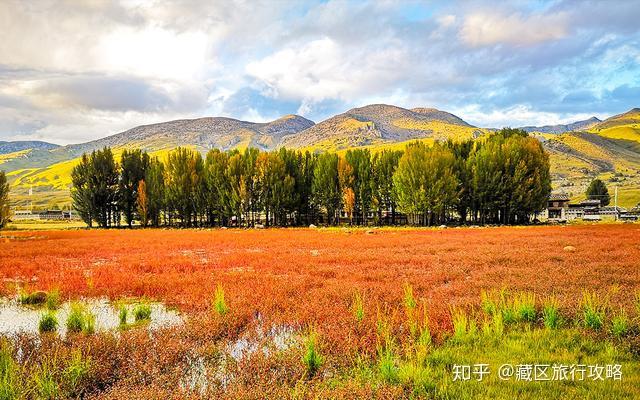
xmin=70 ymin=128 xmax=552 ymax=228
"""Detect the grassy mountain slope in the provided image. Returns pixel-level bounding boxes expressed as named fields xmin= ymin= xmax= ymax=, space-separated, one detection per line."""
xmin=282 ymin=104 xmax=485 ymax=150
xmin=0 ymin=140 xmax=59 ymax=154
xmin=540 ymin=132 xmax=640 ymax=203
xmin=588 ymin=108 xmax=640 ymax=141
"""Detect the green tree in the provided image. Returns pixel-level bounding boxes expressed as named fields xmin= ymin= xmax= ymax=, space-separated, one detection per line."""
xmin=446 ymin=140 xmax=474 ymax=224
xmin=119 ymin=149 xmax=150 ymax=227
xmin=204 ymin=149 xmax=231 ymax=226
xmin=144 ymin=157 xmax=165 ymax=227
xmin=90 ymin=148 xmax=119 ymax=228
xmin=586 ymin=179 xmax=610 ymax=206
xmin=372 ymin=150 xmax=402 ymax=224
xmin=0 ymin=170 xmax=9 ymax=228
xmin=468 ymin=129 xmax=550 ymax=224
xmin=345 ymin=149 xmax=373 ymax=225
xmin=503 ymin=135 xmax=551 ymax=222
xmin=242 ymin=148 xmax=260 ymax=227
xmin=226 ymin=151 xmax=246 ymax=226
xmin=256 ymin=152 xmax=294 ymax=226
xmin=313 ymin=153 xmax=340 ymax=225
xmin=165 ymin=147 xmax=203 ymax=227
xmin=71 ymin=154 xmax=94 ymax=227
xmin=393 ymin=142 xmax=458 ymax=225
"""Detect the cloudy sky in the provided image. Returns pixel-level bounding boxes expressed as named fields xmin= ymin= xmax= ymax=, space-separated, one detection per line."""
xmin=1 ymin=0 xmax=639 ymax=144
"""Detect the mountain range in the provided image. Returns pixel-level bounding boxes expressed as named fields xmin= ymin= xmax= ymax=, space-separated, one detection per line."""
xmin=1 ymin=105 xmax=639 ymax=209
xmin=520 ymin=117 xmax=602 ymax=134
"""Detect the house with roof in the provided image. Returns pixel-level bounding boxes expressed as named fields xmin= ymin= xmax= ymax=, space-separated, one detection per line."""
xmin=545 ymin=193 xmax=570 ymax=221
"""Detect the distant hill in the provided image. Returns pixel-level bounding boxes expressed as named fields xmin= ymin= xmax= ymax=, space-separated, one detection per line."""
xmin=0 ymin=115 xmax=315 ymax=172
xmin=520 ymin=117 xmax=601 ymax=134
xmin=0 ymin=140 xmax=59 ymax=155
xmin=281 ymin=104 xmax=484 ymax=150
xmin=70 ymin=114 xmax=316 ymax=154
xmin=587 ymin=108 xmax=640 ymax=142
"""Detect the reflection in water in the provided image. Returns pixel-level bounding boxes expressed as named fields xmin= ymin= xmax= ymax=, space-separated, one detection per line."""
xmin=0 ymin=298 xmax=183 ymax=336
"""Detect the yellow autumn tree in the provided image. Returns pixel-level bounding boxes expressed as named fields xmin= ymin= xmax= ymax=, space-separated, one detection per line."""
xmin=137 ymin=180 xmax=148 ymax=227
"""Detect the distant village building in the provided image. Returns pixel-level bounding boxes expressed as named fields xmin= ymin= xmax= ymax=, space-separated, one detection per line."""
xmin=545 ymin=192 xmax=637 ymax=222
xmin=12 ymin=210 xmax=35 ymax=220
xmin=546 ymin=193 xmax=570 ymax=221
xmin=600 ymin=206 xmax=627 ymax=216
xmin=12 ymin=209 xmax=80 ymax=221
xmin=567 ymin=199 xmax=601 ymax=220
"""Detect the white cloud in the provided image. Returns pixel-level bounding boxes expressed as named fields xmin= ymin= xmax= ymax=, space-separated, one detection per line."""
xmin=453 ymin=104 xmax=599 ymax=128
xmin=0 ymin=0 xmax=639 ymax=143
xmin=246 ymin=37 xmax=410 ymax=108
xmin=98 ymin=27 xmax=210 ymax=80
xmin=460 ymin=11 xmax=569 ymax=47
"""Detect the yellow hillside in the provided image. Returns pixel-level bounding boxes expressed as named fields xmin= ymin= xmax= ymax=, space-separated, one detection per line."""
xmin=0 ymin=149 xmax=30 ymax=165
xmin=391 ymin=118 xmax=484 ymax=141
xmin=589 ymin=108 xmax=640 ymax=142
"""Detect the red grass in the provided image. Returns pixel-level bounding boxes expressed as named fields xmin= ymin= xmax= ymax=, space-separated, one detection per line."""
xmin=2 ymin=225 xmax=639 ymax=334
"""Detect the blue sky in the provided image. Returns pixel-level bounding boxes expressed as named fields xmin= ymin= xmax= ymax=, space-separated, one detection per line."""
xmin=0 ymin=0 xmax=639 ymax=144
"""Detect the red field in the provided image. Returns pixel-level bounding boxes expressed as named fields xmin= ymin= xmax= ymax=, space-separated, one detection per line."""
xmin=2 ymin=225 xmax=640 ymax=331
xmin=2 ymin=225 xmax=640 ymax=398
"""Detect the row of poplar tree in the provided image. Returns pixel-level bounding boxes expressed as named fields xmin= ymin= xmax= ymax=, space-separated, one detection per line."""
xmin=71 ymin=128 xmax=552 ymax=228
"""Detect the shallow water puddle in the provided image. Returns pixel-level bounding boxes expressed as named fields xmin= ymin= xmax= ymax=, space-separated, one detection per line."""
xmin=180 ymin=319 xmax=298 ymax=393
xmin=227 ymin=319 xmax=297 ymax=362
xmin=0 ymin=298 xmax=183 ymax=336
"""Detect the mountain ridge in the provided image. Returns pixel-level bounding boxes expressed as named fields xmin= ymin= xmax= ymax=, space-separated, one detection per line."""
xmin=520 ymin=117 xmax=602 ymax=134
xmin=281 ymin=104 xmax=481 ymax=150
xmin=0 ymin=140 xmax=59 ymax=155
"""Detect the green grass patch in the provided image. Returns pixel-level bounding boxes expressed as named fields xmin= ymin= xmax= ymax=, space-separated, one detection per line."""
xmin=38 ymin=311 xmax=58 ymax=334
xmin=133 ymin=303 xmax=152 ymax=322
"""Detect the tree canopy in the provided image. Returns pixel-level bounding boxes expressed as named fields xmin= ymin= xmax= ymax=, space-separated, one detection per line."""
xmin=586 ymin=178 xmax=610 ymax=206
xmin=70 ymin=129 xmax=551 ymax=228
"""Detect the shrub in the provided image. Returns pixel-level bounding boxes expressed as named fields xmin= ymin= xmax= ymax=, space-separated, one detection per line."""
xmin=46 ymin=289 xmax=61 ymax=311
xmin=39 ymin=311 xmax=58 ymax=334
xmin=611 ymin=309 xmax=629 ymax=338
xmin=118 ymin=306 xmax=128 ymax=327
xmin=377 ymin=314 xmax=398 ymax=383
xmin=32 ymin=357 xmax=59 ymax=400
xmin=480 ymin=289 xmax=498 ymax=316
xmin=0 ymin=341 xmax=19 ymax=399
xmin=403 ymin=284 xmax=417 ymax=311
xmin=66 ymin=303 xmax=96 ymax=334
xmin=501 ymin=302 xmax=517 ymax=325
xmin=64 ymin=349 xmax=91 ymax=396
xmin=19 ymin=290 xmax=47 ymax=306
xmin=213 ymin=284 xmax=229 ymax=316
xmin=84 ymin=311 xmax=95 ymax=335
xmin=398 ymin=361 xmax=435 ymax=395
xmin=451 ymin=308 xmax=469 ymax=340
xmin=515 ymin=292 xmax=536 ymax=323
xmin=492 ymin=311 xmax=504 ymax=337
xmin=303 ymin=329 xmax=322 ymax=378
xmin=581 ymin=291 xmax=607 ymax=331
xmin=352 ymin=291 xmax=365 ymax=324
xmin=133 ymin=303 xmax=152 ymax=322
xmin=543 ymin=297 xmax=561 ymax=330
xmin=377 ymin=342 xmax=398 ymax=384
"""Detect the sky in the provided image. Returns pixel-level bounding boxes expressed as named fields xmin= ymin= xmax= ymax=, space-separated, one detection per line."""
xmin=1 ymin=0 xmax=639 ymax=145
